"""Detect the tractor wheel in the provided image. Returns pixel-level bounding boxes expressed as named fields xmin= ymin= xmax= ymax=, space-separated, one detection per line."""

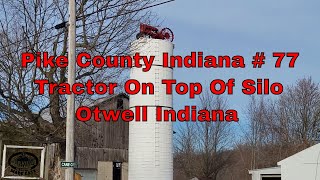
xmin=160 ymin=28 xmax=174 ymax=42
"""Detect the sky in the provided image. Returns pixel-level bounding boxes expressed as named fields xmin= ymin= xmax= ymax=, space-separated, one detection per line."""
xmin=153 ymin=0 xmax=320 ymax=131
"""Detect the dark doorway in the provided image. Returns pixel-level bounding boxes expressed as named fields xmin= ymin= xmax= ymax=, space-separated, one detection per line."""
xmin=262 ymin=177 xmax=281 ymax=180
xmin=113 ymin=162 xmax=122 ymax=180
xmin=117 ymin=99 xmax=124 ymax=109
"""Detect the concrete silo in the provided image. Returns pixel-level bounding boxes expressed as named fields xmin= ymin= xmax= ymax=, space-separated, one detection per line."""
xmin=129 ymin=27 xmax=174 ymax=180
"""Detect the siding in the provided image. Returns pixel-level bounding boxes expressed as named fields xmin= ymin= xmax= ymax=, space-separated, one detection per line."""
xmin=75 ymin=94 xmax=129 ymax=169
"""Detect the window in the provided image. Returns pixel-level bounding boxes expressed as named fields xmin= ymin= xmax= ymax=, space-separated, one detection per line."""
xmin=262 ymin=177 xmax=281 ymax=180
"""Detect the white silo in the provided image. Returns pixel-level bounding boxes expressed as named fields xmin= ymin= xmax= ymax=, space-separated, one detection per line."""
xmin=129 ymin=37 xmax=174 ymax=180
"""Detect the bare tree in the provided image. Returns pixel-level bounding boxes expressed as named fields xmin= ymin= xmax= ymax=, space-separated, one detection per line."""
xmin=0 ymin=0 xmax=158 ymax=142
xmin=174 ymin=122 xmax=198 ymax=179
xmin=235 ymin=77 xmax=320 ymax=179
xmin=245 ymin=96 xmax=273 ymax=169
xmin=174 ymin=90 xmax=234 ymax=180
xmin=196 ymin=92 xmax=233 ymax=180
xmin=276 ymin=77 xmax=320 ymax=146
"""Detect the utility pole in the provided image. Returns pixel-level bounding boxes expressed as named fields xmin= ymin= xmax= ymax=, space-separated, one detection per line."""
xmin=65 ymin=0 xmax=76 ymax=179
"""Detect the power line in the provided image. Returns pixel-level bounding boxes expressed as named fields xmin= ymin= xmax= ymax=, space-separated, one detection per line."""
xmin=76 ymin=0 xmax=143 ymax=20
xmin=0 ymin=0 xmax=174 ymax=51
xmin=78 ymin=0 xmax=175 ymax=27
xmin=0 ymin=0 xmax=175 ymax=59
xmin=1 ymin=0 xmax=143 ymax=50
xmin=55 ymin=0 xmax=144 ymax=28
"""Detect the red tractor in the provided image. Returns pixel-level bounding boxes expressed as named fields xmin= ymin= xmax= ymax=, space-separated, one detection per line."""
xmin=136 ymin=23 xmax=174 ymax=42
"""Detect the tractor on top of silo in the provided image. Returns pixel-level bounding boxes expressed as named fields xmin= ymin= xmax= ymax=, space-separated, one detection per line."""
xmin=136 ymin=23 xmax=174 ymax=42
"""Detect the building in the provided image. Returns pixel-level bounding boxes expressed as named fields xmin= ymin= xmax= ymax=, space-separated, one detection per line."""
xmin=277 ymin=143 xmax=320 ymax=180
xmin=249 ymin=143 xmax=320 ymax=180
xmin=75 ymin=93 xmax=129 ymax=180
xmin=249 ymin=167 xmax=281 ymax=180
